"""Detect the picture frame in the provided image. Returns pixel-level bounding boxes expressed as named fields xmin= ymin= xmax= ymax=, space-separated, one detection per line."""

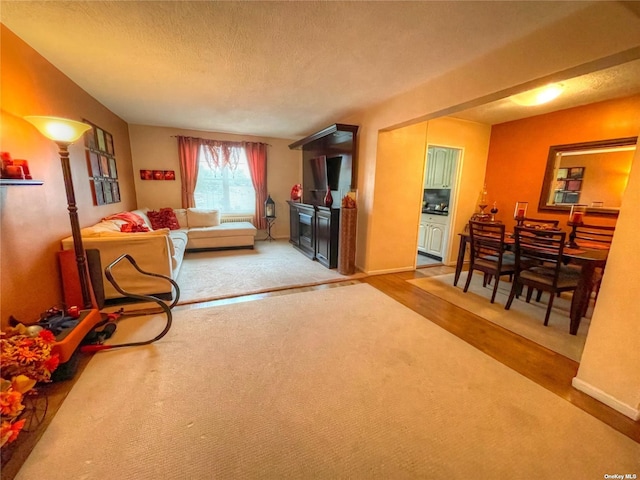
xmin=86 ymin=150 xmax=101 ymax=177
xmin=96 ymin=127 xmax=107 ymax=152
xmin=108 ymin=157 xmax=118 ymax=178
xmin=152 ymin=170 xmax=165 ymax=180
xmin=569 ymin=167 xmax=584 ymax=179
xmin=556 ymin=167 xmax=568 ymax=180
xmin=103 ymin=182 xmax=113 ymax=203
xmin=84 ymin=125 xmax=96 ymax=150
xmin=140 ymin=169 xmax=153 ymax=180
xmin=163 ymin=170 xmax=175 ymax=181
xmin=111 ymin=182 xmax=121 ymax=203
xmin=564 ymin=191 xmax=580 ymax=204
xmin=92 ymin=180 xmax=105 ymax=206
xmin=99 ymin=155 xmax=110 ymax=177
xmin=565 ymin=179 xmax=582 ymax=191
xmin=105 ymin=132 xmax=115 ymax=155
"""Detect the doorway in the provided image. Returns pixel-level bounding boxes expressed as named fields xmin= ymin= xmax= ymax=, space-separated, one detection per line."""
xmin=417 ymin=145 xmax=460 ymax=267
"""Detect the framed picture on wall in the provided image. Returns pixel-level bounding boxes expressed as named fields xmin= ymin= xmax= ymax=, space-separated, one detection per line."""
xmin=103 ymin=182 xmax=113 ymax=203
xmin=91 ymin=180 xmax=105 ymax=205
xmin=84 ymin=126 xmax=96 ymax=150
xmin=96 ymin=127 xmax=107 ymax=152
xmin=86 ymin=150 xmax=101 ymax=177
xmin=99 ymin=155 xmax=110 ymax=177
xmin=111 ymin=182 xmax=121 ymax=202
xmin=108 ymin=157 xmax=118 ymax=178
xmin=164 ymin=170 xmax=175 ymax=180
xmin=140 ymin=169 xmax=153 ymax=180
xmin=152 ymin=170 xmax=165 ymax=180
xmin=105 ymin=132 xmax=115 ymax=155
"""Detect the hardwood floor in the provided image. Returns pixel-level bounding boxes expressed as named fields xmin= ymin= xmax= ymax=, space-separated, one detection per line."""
xmin=2 ymin=268 xmax=638 ymax=479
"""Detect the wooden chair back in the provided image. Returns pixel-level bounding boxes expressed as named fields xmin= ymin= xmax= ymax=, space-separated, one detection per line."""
xmin=513 ymin=226 xmax=566 ymax=281
xmin=507 ymin=226 xmax=578 ymax=327
xmin=466 ymin=221 xmax=515 ymax=303
xmin=574 ymin=223 xmax=615 ymax=247
xmin=468 ymin=221 xmax=506 ymax=259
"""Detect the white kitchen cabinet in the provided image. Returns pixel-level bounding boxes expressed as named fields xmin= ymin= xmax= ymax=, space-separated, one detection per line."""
xmin=425 ymin=146 xmax=457 ymax=188
xmin=417 ymin=213 xmax=449 ymax=259
xmin=417 ymin=221 xmax=428 ymax=252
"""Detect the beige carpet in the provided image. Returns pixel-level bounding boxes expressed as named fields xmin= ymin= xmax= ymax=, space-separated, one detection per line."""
xmin=16 ymin=284 xmax=638 ymax=479
xmin=175 ymin=239 xmax=362 ymax=305
xmin=408 ymin=272 xmax=590 ymax=362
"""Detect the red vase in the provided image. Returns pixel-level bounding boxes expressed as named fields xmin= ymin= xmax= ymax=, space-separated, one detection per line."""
xmin=324 ymin=186 xmax=333 ymax=207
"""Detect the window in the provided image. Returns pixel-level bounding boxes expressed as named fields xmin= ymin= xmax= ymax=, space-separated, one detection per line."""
xmin=194 ymin=145 xmax=255 ymax=214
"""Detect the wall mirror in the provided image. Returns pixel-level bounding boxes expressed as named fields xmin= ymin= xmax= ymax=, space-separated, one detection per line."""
xmin=538 ymin=136 xmax=637 ymax=216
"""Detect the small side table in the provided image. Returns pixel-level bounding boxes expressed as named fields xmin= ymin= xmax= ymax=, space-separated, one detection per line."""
xmin=264 ymin=217 xmax=276 ymax=241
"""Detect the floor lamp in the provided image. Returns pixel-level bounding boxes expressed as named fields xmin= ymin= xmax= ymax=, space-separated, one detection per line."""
xmin=24 ymin=116 xmax=94 ymax=310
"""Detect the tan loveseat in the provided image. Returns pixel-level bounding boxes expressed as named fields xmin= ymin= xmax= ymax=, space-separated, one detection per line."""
xmin=60 ymin=208 xmax=257 ymax=301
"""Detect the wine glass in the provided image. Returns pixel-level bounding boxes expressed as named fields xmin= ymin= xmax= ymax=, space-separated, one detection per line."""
xmin=490 ymin=202 xmax=498 ymax=222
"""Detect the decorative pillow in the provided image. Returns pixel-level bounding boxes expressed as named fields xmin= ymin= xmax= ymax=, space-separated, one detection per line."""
xmin=187 ymin=208 xmax=220 ymax=227
xmin=173 ymin=208 xmax=188 ymax=228
xmin=147 ymin=208 xmax=181 ymax=230
xmin=103 ymin=211 xmax=150 ymax=232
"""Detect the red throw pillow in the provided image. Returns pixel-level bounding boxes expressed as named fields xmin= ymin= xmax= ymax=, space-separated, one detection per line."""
xmin=147 ymin=208 xmax=180 ymax=230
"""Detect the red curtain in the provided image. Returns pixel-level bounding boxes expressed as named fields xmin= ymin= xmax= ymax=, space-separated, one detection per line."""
xmin=245 ymin=142 xmax=268 ymax=229
xmin=177 ymin=136 xmax=200 ymax=208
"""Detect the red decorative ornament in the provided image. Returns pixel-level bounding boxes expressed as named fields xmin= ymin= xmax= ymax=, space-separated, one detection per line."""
xmin=290 ymin=183 xmax=302 ymax=201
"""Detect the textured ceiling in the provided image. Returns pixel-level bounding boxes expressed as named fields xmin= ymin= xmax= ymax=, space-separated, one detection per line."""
xmin=2 ymin=1 xmax=637 ymax=138
xmin=452 ymin=59 xmax=640 ymax=125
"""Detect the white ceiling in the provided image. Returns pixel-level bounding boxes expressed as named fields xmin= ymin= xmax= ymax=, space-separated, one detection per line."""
xmin=2 ymin=1 xmax=639 ymax=138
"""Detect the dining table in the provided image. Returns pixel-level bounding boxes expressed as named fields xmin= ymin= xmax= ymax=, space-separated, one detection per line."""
xmin=454 ymin=231 xmax=608 ymax=335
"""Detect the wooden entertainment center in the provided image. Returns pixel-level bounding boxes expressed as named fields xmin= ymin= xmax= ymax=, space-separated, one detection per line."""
xmin=288 ymin=124 xmax=358 ymax=269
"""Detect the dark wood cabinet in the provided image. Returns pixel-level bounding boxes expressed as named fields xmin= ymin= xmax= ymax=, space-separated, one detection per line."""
xmin=288 ymin=201 xmax=340 ymax=268
xmin=288 ymin=123 xmax=358 ymax=270
xmin=315 ymin=207 xmax=339 ymax=268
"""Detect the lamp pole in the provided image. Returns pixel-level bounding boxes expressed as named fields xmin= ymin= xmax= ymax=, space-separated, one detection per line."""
xmin=58 ymin=142 xmax=93 ymax=309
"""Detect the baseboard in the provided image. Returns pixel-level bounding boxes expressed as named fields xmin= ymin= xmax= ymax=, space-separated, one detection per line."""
xmin=572 ymin=377 xmax=640 ymax=420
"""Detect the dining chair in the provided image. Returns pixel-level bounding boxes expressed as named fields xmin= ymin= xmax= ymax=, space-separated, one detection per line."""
xmin=574 ymin=223 xmax=615 ymax=305
xmin=573 ymin=223 xmax=615 ymax=247
xmin=464 ymin=221 xmax=515 ymax=303
xmin=505 ymin=226 xmax=580 ymax=327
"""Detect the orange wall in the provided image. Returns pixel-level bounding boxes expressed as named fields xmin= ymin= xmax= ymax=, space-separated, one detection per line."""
xmin=0 ymin=25 xmax=136 ymax=327
xmin=484 ymin=95 xmax=640 ymax=232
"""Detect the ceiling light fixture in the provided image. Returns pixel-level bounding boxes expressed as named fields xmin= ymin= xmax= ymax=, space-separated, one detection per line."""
xmin=510 ymin=83 xmax=564 ymax=106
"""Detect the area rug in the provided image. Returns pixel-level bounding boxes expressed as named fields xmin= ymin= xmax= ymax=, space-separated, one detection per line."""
xmin=408 ymin=272 xmax=590 ymax=361
xmin=175 ymin=239 xmax=363 ymax=305
xmin=16 ymin=284 xmax=638 ymax=479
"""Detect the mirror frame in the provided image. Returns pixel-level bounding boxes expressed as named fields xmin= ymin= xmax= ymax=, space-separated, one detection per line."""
xmin=538 ymin=136 xmax=638 ymax=217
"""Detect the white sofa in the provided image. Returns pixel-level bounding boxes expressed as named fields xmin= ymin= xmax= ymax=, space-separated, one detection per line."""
xmin=60 ymin=208 xmax=257 ymax=301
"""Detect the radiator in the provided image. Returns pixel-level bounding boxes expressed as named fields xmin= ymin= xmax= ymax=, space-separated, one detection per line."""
xmin=220 ymin=214 xmax=254 ymax=225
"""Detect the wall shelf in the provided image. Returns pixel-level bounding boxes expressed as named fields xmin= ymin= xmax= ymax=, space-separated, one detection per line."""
xmin=0 ymin=179 xmax=44 ymax=186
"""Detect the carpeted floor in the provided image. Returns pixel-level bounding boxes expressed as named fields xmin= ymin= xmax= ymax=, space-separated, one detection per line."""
xmin=175 ymin=239 xmax=363 ymax=305
xmin=16 ymin=284 xmax=638 ymax=479
xmin=408 ymin=272 xmax=590 ymax=361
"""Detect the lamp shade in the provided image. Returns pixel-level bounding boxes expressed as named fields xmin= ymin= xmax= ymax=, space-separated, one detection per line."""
xmin=25 ymin=116 xmax=92 ymax=145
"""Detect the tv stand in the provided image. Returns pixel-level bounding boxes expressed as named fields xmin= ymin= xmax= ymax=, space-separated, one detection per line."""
xmin=288 ymin=202 xmax=340 ymax=268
